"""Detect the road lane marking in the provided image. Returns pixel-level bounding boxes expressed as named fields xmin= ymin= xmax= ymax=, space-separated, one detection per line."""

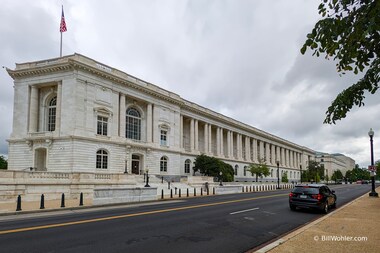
xmin=230 ymin=207 xmax=259 ymax=215
xmin=0 ymin=193 xmax=288 ymax=235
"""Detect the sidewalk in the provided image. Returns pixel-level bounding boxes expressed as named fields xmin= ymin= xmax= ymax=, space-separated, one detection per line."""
xmin=255 ymin=187 xmax=380 ymax=253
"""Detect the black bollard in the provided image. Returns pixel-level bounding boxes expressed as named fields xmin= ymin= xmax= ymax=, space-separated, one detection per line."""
xmin=79 ymin=192 xmax=83 ymax=206
xmin=201 ymin=188 xmax=203 ymax=196
xmin=207 ymin=187 xmax=209 ymax=195
xmin=194 ymin=188 xmax=196 ymax=197
xmin=170 ymin=189 xmax=173 ymax=198
xmin=16 ymin=195 xmax=22 ymax=211
xmin=40 ymin=194 xmax=45 ymax=209
xmin=161 ymin=189 xmax=164 ymax=199
xmin=61 ymin=193 xmax=65 ymax=208
xmin=187 ymin=188 xmax=189 ymax=197
xmin=242 ymin=187 xmax=244 ymax=193
xmin=213 ymin=187 xmax=215 ymax=195
xmin=179 ymin=189 xmax=181 ymax=198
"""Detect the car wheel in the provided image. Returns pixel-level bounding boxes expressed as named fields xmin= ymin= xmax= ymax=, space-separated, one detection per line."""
xmin=290 ymin=205 xmax=296 ymax=211
xmin=322 ymin=202 xmax=328 ymax=214
xmin=331 ymin=201 xmax=337 ymax=209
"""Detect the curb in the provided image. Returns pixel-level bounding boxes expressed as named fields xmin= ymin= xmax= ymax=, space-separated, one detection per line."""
xmin=253 ymin=190 xmax=370 ymax=253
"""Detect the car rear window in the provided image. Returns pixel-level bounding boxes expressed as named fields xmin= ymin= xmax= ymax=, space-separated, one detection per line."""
xmin=292 ymin=187 xmax=319 ymax=194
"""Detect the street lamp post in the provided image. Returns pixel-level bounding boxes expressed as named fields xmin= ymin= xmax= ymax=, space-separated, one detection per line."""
xmin=300 ymin=165 xmax=302 ymax=184
xmin=368 ymin=128 xmax=378 ymax=197
xmin=145 ymin=168 xmax=150 ymax=187
xmin=219 ymin=171 xmax=223 ymax=186
xmin=276 ymin=161 xmax=281 ymax=189
xmin=326 ymin=168 xmax=328 ymax=185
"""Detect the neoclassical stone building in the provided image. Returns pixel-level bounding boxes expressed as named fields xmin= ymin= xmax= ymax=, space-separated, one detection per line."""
xmin=6 ymin=54 xmax=315 ymax=182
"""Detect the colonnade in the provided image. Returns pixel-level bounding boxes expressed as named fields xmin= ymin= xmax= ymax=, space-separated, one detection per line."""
xmin=181 ymin=115 xmax=304 ymax=169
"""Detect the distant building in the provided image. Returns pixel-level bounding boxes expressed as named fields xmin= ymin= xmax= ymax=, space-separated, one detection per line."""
xmin=6 ymin=54 xmax=315 ymax=182
xmin=315 ymin=152 xmax=355 ymax=178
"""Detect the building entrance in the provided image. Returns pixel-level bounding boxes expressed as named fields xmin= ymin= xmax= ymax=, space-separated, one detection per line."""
xmin=132 ymin=154 xmax=140 ymax=174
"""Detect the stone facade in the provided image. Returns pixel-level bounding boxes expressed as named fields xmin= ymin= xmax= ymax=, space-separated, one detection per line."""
xmin=6 ymin=54 xmax=315 ymax=182
xmin=315 ymin=152 xmax=355 ymax=178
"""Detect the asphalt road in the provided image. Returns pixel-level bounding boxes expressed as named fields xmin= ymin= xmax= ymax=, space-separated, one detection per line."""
xmin=0 ymin=184 xmax=373 ymax=253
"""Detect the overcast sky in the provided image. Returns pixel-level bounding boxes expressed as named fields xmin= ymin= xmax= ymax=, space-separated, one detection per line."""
xmin=1 ymin=0 xmax=379 ymax=168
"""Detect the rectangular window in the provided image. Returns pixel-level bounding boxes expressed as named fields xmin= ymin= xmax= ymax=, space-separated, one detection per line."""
xmin=97 ymin=116 xmax=108 ymax=136
xmin=48 ymin=107 xmax=56 ymax=131
xmin=160 ymin=130 xmax=167 ymax=146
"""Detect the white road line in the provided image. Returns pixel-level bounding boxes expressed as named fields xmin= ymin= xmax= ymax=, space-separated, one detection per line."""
xmin=230 ymin=207 xmax=259 ymax=215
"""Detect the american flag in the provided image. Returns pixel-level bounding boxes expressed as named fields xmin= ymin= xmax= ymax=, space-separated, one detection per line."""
xmin=60 ymin=6 xmax=67 ymax=33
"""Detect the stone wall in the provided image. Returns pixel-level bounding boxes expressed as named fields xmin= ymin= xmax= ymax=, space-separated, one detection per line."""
xmin=0 ymin=170 xmax=156 ymax=212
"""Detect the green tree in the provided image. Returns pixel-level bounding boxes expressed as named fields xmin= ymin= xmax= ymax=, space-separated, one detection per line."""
xmin=0 ymin=155 xmax=7 ymax=170
xmin=301 ymin=0 xmax=380 ymax=124
xmin=248 ymin=159 xmax=270 ymax=182
xmin=193 ymin=154 xmax=234 ymax=182
xmin=306 ymin=160 xmax=325 ymax=182
xmin=281 ymin=171 xmax=289 ymax=183
xmin=332 ymin=170 xmax=344 ymax=183
xmin=376 ymin=160 xmax=380 ymax=180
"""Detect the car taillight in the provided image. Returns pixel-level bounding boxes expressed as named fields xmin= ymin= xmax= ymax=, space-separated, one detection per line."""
xmin=289 ymin=193 xmax=294 ymax=197
xmin=312 ymin=194 xmax=323 ymax=201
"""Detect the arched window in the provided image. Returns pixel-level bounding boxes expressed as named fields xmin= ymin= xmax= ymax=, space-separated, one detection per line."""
xmin=290 ymin=171 xmax=293 ymax=178
xmin=243 ymin=166 xmax=247 ymax=176
xmin=96 ymin=149 xmax=108 ymax=169
xmin=126 ymin=108 xmax=141 ymax=140
xmin=160 ymin=156 xmax=168 ymax=172
xmin=184 ymin=159 xmax=191 ymax=174
xmin=234 ymin=165 xmax=238 ymax=176
xmin=47 ymin=96 xmax=57 ymax=131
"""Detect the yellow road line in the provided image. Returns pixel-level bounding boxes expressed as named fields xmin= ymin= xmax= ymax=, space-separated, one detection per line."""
xmin=0 ymin=193 xmax=288 ymax=235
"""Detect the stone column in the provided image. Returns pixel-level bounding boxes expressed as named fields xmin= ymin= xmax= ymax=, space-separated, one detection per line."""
xmin=204 ymin=123 xmax=208 ymax=153
xmin=265 ymin=143 xmax=270 ymax=164
xmin=146 ymin=103 xmax=153 ymax=143
xmin=281 ymin=148 xmax=285 ymax=166
xmin=194 ymin=120 xmax=199 ymax=151
xmin=29 ymin=86 xmax=39 ymax=133
xmin=190 ymin=118 xmax=195 ymax=151
xmin=180 ymin=115 xmax=183 ymax=148
xmin=227 ymin=131 xmax=231 ymax=158
xmin=286 ymin=149 xmax=290 ymax=167
xmin=290 ymin=151 xmax=294 ymax=168
xmin=231 ymin=132 xmax=234 ymax=158
xmin=237 ymin=134 xmax=241 ymax=159
xmin=216 ymin=127 xmax=221 ymax=156
xmin=119 ymin=94 xmax=126 ymax=137
xmin=245 ymin=137 xmax=250 ymax=161
xmin=220 ymin=128 xmax=224 ymax=157
xmin=56 ymin=82 xmax=62 ymax=133
xmin=252 ymin=139 xmax=258 ymax=162
xmin=271 ymin=144 xmax=276 ymax=165
xmin=208 ymin=124 xmax=212 ymax=154
xmin=276 ymin=146 xmax=281 ymax=164
xmin=259 ymin=141 xmax=264 ymax=161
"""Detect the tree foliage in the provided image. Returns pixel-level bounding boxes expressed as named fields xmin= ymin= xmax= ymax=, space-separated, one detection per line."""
xmin=301 ymin=0 xmax=380 ymax=124
xmin=304 ymin=160 xmax=325 ymax=182
xmin=331 ymin=170 xmax=344 ymax=182
xmin=193 ymin=154 xmax=234 ymax=182
xmin=345 ymin=164 xmax=371 ymax=181
xmin=248 ymin=159 xmax=270 ymax=182
xmin=0 ymin=155 xmax=7 ymax=170
xmin=281 ymin=171 xmax=289 ymax=183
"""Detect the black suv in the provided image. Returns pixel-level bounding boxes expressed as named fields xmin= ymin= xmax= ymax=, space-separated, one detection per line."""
xmin=289 ymin=184 xmax=337 ymax=214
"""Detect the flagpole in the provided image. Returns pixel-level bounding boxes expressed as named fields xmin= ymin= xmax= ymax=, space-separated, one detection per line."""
xmin=59 ymin=5 xmax=67 ymax=57
xmin=60 ymin=32 xmax=63 ymax=57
